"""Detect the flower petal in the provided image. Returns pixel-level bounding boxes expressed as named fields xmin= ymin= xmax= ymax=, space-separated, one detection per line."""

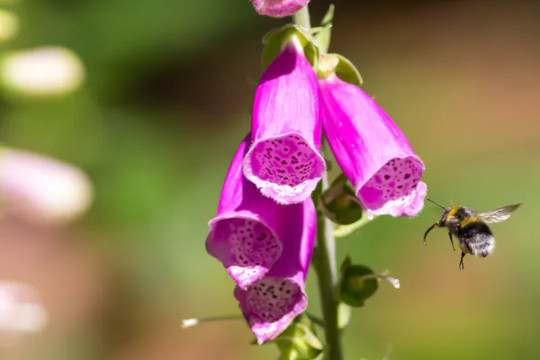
xmin=250 ymin=0 xmax=309 ymax=18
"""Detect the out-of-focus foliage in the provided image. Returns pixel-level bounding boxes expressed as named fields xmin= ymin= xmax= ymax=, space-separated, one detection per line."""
xmin=0 ymin=1 xmax=539 ymax=359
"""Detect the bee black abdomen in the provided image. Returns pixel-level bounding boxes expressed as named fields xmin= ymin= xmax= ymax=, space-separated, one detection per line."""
xmin=458 ymin=222 xmax=495 ymax=257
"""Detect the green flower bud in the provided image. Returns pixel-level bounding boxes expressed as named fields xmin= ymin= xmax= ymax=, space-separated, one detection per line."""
xmin=339 ymin=259 xmax=400 ymax=307
xmin=320 ymin=174 xmax=363 ymax=225
xmin=273 ymin=315 xmax=323 ymax=360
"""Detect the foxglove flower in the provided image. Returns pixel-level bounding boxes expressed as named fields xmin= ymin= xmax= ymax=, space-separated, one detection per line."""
xmin=250 ymin=0 xmax=309 ymax=18
xmin=0 ymin=281 xmax=47 ymax=344
xmin=0 ymin=147 xmax=93 ymax=224
xmin=234 ymin=197 xmax=316 ymax=344
xmin=243 ymin=39 xmax=325 ymax=204
xmin=0 ymin=46 xmax=85 ymax=97
xmin=319 ymin=74 xmax=427 ymax=217
xmin=206 ymin=135 xmax=308 ymax=289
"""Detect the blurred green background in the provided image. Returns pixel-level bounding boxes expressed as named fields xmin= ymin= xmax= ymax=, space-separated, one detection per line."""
xmin=0 ymin=0 xmax=539 ymax=359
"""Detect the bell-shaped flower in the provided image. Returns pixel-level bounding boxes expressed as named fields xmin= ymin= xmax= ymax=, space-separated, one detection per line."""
xmin=0 ymin=147 xmax=93 ymax=224
xmin=243 ymin=38 xmax=325 ymax=205
xmin=0 ymin=280 xmax=47 ymax=345
xmin=319 ymin=74 xmax=427 ymax=217
xmin=250 ymin=0 xmax=309 ymax=18
xmin=207 ymin=135 xmax=308 ymax=290
xmin=234 ymin=197 xmax=316 ymax=344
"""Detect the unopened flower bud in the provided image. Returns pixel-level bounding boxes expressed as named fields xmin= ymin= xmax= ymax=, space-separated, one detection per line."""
xmin=339 ymin=263 xmax=400 ymax=307
xmin=320 ymin=175 xmax=363 ymax=225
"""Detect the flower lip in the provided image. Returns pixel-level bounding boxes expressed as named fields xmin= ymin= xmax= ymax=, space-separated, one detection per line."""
xmin=358 ymin=156 xmax=426 ymax=217
xmin=235 ymin=276 xmax=307 ymax=344
xmin=207 ymin=213 xmax=282 ymax=290
xmin=243 ymin=132 xmax=325 ymax=204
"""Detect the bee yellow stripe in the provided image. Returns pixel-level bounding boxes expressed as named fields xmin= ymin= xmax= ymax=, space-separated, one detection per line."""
xmin=446 ymin=206 xmax=460 ymax=219
xmin=460 ymin=215 xmax=481 ymax=228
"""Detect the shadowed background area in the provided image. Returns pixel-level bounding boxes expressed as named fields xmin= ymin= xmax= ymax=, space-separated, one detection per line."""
xmin=0 ymin=0 xmax=539 ymax=359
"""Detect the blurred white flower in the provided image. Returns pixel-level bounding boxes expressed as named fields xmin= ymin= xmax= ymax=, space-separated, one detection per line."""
xmin=0 ymin=46 xmax=85 ymax=96
xmin=0 ymin=148 xmax=93 ymax=225
xmin=0 ymin=281 xmax=47 ymax=345
xmin=0 ymin=9 xmax=18 ymax=42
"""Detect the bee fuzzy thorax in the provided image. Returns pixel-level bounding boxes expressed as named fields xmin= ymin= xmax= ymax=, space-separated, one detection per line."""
xmin=423 ymin=200 xmax=520 ymax=269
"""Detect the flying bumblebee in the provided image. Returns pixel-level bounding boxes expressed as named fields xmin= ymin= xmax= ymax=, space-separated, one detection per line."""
xmin=423 ymin=199 xmax=521 ymax=269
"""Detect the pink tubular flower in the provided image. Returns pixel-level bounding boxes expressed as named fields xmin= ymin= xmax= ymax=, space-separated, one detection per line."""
xmin=0 ymin=281 xmax=47 ymax=344
xmin=243 ymin=39 xmax=325 ymax=204
xmin=319 ymin=74 xmax=427 ymax=217
xmin=0 ymin=148 xmax=92 ymax=224
xmin=206 ymin=135 xmax=309 ymax=290
xmin=234 ymin=197 xmax=316 ymax=344
xmin=250 ymin=0 xmax=309 ymax=18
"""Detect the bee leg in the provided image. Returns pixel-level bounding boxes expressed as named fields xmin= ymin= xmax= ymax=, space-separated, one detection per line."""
xmin=448 ymin=232 xmax=456 ymax=251
xmin=458 ymin=252 xmax=466 ymax=270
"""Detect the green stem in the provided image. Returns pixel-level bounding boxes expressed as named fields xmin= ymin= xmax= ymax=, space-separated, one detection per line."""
xmin=313 ymin=172 xmax=344 ymax=360
xmin=291 ymin=7 xmax=343 ymax=360
xmin=292 ymin=5 xmax=311 ymax=29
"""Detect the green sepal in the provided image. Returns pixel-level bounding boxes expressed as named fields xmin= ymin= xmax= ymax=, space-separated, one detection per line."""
xmin=340 ymin=255 xmax=352 ymax=274
xmin=332 ymin=53 xmax=363 ymax=86
xmin=320 ymin=174 xmax=363 ymax=225
xmin=262 ymin=24 xmax=319 ymax=70
xmin=311 ymin=4 xmax=334 ymax=54
xmin=318 ymin=53 xmax=363 ymax=88
xmin=339 ymin=263 xmax=378 ymax=307
xmin=271 ymin=315 xmax=324 ymax=360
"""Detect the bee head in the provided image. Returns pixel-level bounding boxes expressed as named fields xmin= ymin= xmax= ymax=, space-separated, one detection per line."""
xmin=423 ymin=199 xmax=451 ymax=245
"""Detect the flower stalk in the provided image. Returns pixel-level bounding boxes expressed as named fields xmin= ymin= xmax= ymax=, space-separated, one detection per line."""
xmin=292 ymin=5 xmax=343 ymax=359
xmin=292 ymin=5 xmax=311 ymax=29
xmin=313 ymin=171 xmax=343 ymax=360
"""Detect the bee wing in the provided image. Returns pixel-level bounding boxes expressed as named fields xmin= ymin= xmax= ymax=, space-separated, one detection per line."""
xmin=478 ymin=204 xmax=521 ymax=224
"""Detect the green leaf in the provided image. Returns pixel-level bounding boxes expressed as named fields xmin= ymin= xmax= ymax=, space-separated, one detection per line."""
xmin=262 ymin=24 xmax=319 ymax=70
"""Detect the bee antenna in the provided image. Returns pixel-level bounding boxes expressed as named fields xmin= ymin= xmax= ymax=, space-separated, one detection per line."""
xmin=426 ymin=198 xmax=445 ymax=209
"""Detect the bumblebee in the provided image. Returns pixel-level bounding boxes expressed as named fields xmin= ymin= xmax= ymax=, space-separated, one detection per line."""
xmin=423 ymin=199 xmax=520 ymax=269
